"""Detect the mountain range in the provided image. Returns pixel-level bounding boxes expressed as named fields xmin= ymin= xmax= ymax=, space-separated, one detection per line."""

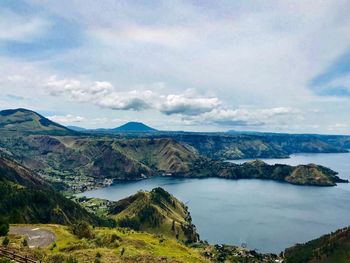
xmin=0 ymin=108 xmax=347 ymax=191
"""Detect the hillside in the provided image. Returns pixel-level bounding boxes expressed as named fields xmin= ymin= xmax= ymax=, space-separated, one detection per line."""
xmin=113 ymin=138 xmax=199 ymax=173
xmin=108 ymin=187 xmax=199 ymax=243
xmin=0 ymin=156 xmax=107 ymax=225
xmin=152 ymin=133 xmax=349 ymax=159
xmin=284 ymin=227 xmax=350 ymax=263
xmin=0 ymin=108 xmax=74 ymax=135
xmin=0 ymin=224 xmax=207 ymax=263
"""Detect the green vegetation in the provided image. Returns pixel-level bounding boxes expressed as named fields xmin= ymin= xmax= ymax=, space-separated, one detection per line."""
xmin=70 ymin=221 xmax=94 ymax=239
xmin=0 ymin=224 xmax=208 ymax=263
xmin=284 ymin=227 xmax=350 ymax=263
xmin=0 ymin=219 xmax=9 ymax=236
xmin=0 ymin=156 xmax=110 ymax=226
xmin=200 ymin=243 xmax=280 ymax=263
xmin=109 ymin=187 xmax=199 ymax=243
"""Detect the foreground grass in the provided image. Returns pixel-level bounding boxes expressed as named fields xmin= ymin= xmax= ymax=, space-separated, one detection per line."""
xmin=1 ymin=224 xmax=207 ymax=263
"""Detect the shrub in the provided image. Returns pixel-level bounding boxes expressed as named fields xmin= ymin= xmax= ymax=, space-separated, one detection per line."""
xmin=0 ymin=220 xmax=9 ymax=236
xmin=2 ymin=236 xmax=10 ymax=246
xmin=22 ymin=238 xmax=28 ymax=247
xmin=71 ymin=221 xmax=94 ymax=239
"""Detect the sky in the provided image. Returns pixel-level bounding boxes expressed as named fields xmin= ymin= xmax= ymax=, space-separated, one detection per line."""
xmin=0 ymin=0 xmax=350 ymax=134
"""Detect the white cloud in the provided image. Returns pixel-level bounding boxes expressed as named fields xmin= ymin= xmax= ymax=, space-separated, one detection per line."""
xmin=93 ymin=25 xmax=198 ymax=48
xmin=48 ymin=114 xmax=84 ymax=124
xmin=44 ymin=75 xmax=221 ymax=115
xmin=1 ymin=1 xmax=350 ymax=133
xmin=159 ymin=94 xmax=220 ymax=115
xmin=0 ymin=10 xmax=50 ymax=42
xmin=45 ymin=76 xmax=151 ymax=111
xmin=186 ymin=107 xmax=298 ymax=127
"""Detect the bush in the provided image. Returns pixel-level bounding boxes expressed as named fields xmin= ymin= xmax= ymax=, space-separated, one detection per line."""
xmin=0 ymin=220 xmax=9 ymax=236
xmin=22 ymin=238 xmax=28 ymax=247
xmin=71 ymin=221 xmax=94 ymax=239
xmin=2 ymin=236 xmax=9 ymax=246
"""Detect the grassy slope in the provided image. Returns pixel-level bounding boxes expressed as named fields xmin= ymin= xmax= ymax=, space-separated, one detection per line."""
xmin=112 ymin=138 xmax=199 ymax=173
xmin=109 ymin=188 xmax=199 ymax=244
xmin=0 ymin=156 xmax=107 ymax=226
xmin=1 ymin=224 xmax=207 ymax=263
xmin=284 ymin=227 xmax=350 ymax=263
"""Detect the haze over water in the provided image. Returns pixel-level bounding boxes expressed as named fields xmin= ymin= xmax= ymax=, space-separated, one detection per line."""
xmin=81 ymin=152 xmax=350 ymax=253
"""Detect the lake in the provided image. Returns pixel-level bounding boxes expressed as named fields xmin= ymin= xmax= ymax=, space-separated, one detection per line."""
xmin=80 ymin=152 xmax=350 ymax=253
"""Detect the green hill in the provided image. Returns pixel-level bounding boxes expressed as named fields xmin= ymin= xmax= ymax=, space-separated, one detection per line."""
xmin=108 ymin=187 xmax=199 ymax=243
xmin=0 ymin=108 xmax=74 ymax=135
xmin=0 ymin=156 xmax=107 ymax=226
xmin=181 ymin=159 xmax=347 ymax=186
xmin=284 ymin=227 xmax=350 ymax=263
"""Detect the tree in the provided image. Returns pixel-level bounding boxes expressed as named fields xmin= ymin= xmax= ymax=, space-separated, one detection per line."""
xmin=172 ymin=220 xmax=175 ymax=232
xmin=0 ymin=219 xmax=9 ymax=236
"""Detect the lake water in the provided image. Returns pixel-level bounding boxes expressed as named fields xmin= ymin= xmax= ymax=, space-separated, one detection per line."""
xmin=80 ymin=152 xmax=350 ymax=253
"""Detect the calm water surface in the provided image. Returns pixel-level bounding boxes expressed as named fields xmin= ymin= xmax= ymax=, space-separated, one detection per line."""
xmin=80 ymin=152 xmax=350 ymax=253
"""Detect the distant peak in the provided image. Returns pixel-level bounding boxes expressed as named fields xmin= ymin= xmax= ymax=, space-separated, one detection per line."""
xmin=0 ymin=108 xmax=36 ymax=116
xmin=113 ymin=121 xmax=157 ymax=132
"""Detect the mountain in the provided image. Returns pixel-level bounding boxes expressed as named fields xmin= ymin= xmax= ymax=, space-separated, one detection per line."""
xmin=0 ymin=156 xmax=108 ymax=225
xmin=160 ymin=133 xmax=349 ymax=160
xmin=114 ymin=138 xmax=199 ymax=173
xmin=0 ymin=108 xmax=347 ymax=191
xmin=284 ymin=226 xmax=350 ymax=263
xmin=108 ymin=187 xmax=199 ymax=243
xmin=0 ymin=108 xmax=74 ymax=135
xmin=112 ymin=121 xmax=157 ymax=132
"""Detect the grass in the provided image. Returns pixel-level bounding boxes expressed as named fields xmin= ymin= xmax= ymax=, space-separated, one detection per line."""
xmin=2 ymin=224 xmax=207 ymax=263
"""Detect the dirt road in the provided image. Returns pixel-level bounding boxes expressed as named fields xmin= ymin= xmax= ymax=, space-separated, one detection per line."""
xmin=10 ymin=226 xmax=56 ymax=248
